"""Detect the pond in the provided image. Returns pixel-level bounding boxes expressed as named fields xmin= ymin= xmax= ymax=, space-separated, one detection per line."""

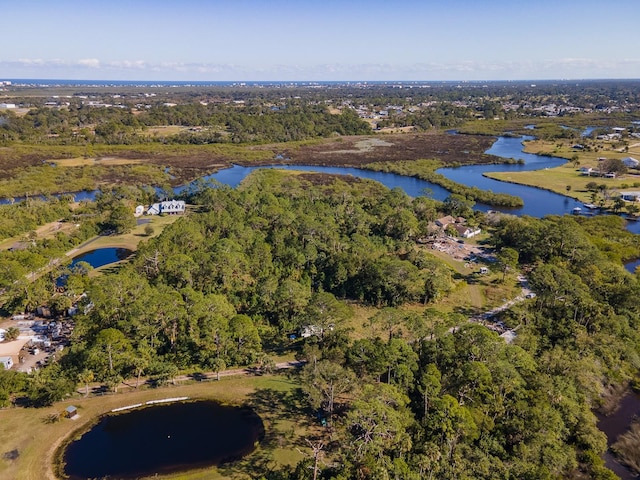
xmin=597 ymin=392 xmax=640 ymax=480
xmin=70 ymin=247 xmax=133 ymax=270
xmin=61 ymin=400 xmax=264 ymax=480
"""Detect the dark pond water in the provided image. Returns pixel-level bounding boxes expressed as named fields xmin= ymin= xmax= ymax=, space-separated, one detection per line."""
xmin=597 ymin=392 xmax=640 ymax=479
xmin=62 ymin=400 xmax=264 ymax=480
xmin=70 ymin=247 xmax=133 ymax=269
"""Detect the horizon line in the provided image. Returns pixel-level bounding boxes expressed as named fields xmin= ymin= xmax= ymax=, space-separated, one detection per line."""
xmin=4 ymin=77 xmax=640 ymax=84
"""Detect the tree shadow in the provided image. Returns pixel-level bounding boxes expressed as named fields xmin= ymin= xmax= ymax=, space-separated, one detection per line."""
xmin=246 ymin=386 xmax=307 ymax=419
xmin=216 ymin=387 xmax=314 ymax=478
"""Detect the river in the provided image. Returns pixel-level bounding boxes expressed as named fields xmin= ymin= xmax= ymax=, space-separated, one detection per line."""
xmin=188 ymin=135 xmax=640 ymax=234
xmin=4 ymin=135 xmax=640 ymax=235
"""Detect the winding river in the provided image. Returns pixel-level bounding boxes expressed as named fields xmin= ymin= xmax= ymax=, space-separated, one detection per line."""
xmin=189 ymin=135 xmax=640 ymax=235
xmin=5 ymin=134 xmax=639 ymax=236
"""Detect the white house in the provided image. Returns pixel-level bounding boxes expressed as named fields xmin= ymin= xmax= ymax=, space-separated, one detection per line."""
xmin=146 ymin=203 xmax=161 ymax=215
xmin=0 ymin=356 xmax=13 ymax=370
xmin=146 ymin=200 xmax=186 ymax=215
xmin=160 ymin=200 xmax=186 ymax=214
xmin=0 ymin=103 xmax=16 ymax=109
xmin=453 ymin=224 xmax=481 ymax=238
xmin=622 ymin=157 xmax=639 ymax=169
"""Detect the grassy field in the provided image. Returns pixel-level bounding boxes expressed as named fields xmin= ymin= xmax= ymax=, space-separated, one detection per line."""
xmin=484 ymin=163 xmax=638 ymax=204
xmin=67 ymin=214 xmax=183 ymax=259
xmin=485 ymin=138 xmax=640 ymax=205
xmin=0 ymin=374 xmax=308 ymax=480
xmin=523 ymin=138 xmax=640 ymax=164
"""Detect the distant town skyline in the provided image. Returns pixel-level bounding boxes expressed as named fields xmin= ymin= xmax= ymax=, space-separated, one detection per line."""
xmin=3 ymin=0 xmax=640 ymax=81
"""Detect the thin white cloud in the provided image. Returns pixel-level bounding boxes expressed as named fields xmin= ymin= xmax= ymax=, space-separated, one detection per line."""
xmin=77 ymin=58 xmax=100 ymax=68
xmin=1 ymin=58 xmax=639 ymax=80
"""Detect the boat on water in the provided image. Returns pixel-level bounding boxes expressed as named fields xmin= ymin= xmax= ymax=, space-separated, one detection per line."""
xmin=572 ymin=207 xmax=582 ymax=215
xmin=583 ymin=203 xmax=599 ymax=210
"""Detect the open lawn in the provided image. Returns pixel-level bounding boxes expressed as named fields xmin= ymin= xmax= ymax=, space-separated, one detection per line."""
xmin=523 ymin=138 xmax=634 ymax=163
xmin=0 ymin=374 xmax=308 ymax=480
xmin=67 ymin=214 xmax=183 ymax=260
xmin=142 ymin=125 xmax=191 ymax=137
xmin=485 ymin=162 xmax=640 ymax=204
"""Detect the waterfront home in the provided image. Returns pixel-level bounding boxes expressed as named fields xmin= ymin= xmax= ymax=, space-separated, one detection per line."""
xmin=146 ymin=200 xmax=186 ymax=215
xmin=620 ymin=191 xmax=640 ymax=202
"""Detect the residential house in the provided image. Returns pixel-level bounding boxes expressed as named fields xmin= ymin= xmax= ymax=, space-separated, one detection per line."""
xmin=453 ymin=224 xmax=481 ymax=238
xmin=146 ymin=200 xmax=186 ymax=215
xmin=622 ymin=157 xmax=639 ymax=169
xmin=435 ymin=215 xmax=456 ymax=228
xmin=146 ymin=203 xmax=161 ymax=215
xmin=160 ymin=200 xmax=185 ymax=214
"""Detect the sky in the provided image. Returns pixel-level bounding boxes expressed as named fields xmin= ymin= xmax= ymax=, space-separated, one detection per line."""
xmin=2 ymin=0 xmax=640 ymax=81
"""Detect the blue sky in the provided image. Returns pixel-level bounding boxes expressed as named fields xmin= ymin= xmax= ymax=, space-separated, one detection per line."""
xmin=2 ymin=0 xmax=639 ymax=81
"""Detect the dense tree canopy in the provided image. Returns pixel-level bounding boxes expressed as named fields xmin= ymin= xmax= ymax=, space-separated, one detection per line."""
xmin=1 ymin=168 xmax=639 ymax=479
